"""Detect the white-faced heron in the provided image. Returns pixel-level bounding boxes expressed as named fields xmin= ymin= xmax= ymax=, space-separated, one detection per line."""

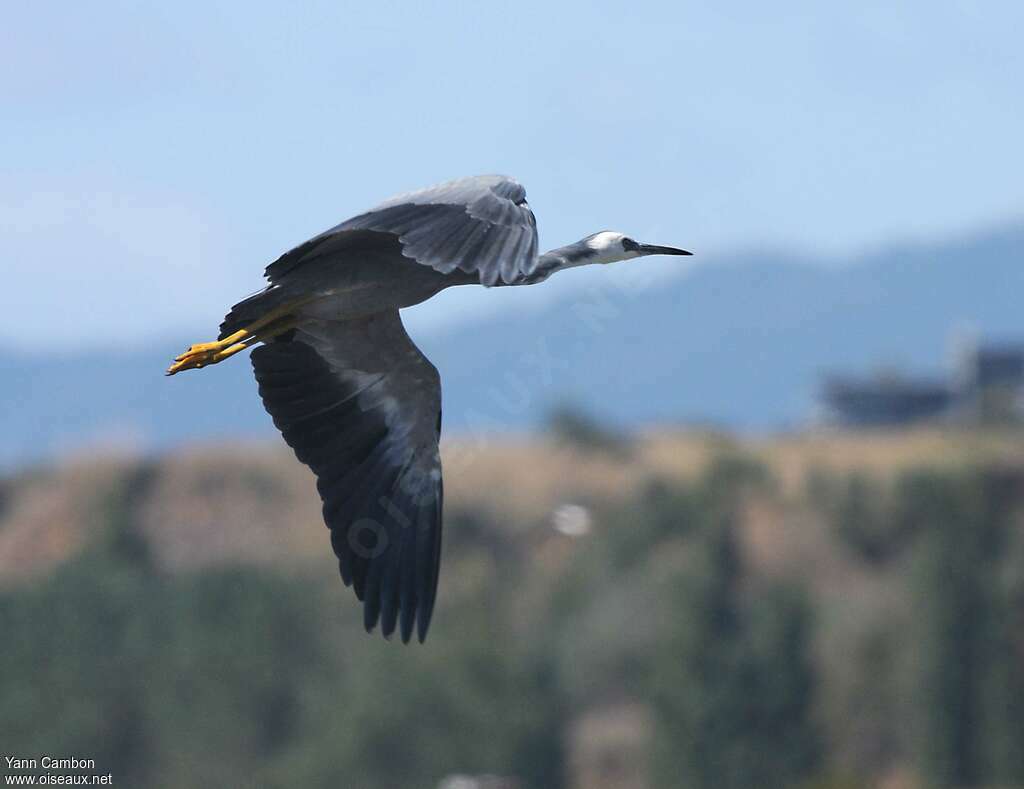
xmin=167 ymin=175 xmax=690 ymax=642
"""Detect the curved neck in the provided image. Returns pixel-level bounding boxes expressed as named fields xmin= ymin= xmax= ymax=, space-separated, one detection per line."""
xmin=518 ymin=240 xmax=595 ymax=285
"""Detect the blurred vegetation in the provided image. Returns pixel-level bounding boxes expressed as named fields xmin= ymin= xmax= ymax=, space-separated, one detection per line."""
xmin=545 ymin=403 xmax=634 ymax=457
xmin=2 ymin=441 xmax=1024 ymax=788
xmin=650 ymin=459 xmax=817 ymax=789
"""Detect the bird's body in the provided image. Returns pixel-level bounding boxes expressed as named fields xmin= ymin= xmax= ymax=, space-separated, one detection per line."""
xmin=168 ymin=175 xmax=689 ymax=643
xmin=279 ymin=235 xmax=468 ymax=321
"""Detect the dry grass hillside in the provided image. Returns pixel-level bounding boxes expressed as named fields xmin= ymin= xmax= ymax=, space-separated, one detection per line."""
xmin=3 ymin=426 xmax=1023 ymax=788
xmin=2 ymin=427 xmax=1022 ymax=585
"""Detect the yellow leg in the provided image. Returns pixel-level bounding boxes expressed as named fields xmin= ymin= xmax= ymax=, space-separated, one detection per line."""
xmin=172 ymin=297 xmax=312 ymax=362
xmin=166 ymin=315 xmax=298 ymax=376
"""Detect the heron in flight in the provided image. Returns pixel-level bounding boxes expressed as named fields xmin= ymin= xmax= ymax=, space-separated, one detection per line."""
xmin=167 ymin=175 xmax=690 ymax=643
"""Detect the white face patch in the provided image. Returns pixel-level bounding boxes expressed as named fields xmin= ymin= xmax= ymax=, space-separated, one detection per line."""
xmin=585 ymin=231 xmax=640 ymax=265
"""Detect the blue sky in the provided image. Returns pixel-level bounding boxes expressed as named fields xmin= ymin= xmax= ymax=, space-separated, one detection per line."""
xmin=2 ymin=1 xmax=1022 ymax=350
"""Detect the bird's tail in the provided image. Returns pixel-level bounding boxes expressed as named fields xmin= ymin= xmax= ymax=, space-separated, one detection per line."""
xmin=218 ymin=285 xmax=299 ymax=340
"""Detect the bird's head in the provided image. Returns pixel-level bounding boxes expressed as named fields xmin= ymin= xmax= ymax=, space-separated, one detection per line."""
xmin=530 ymin=229 xmax=693 ymax=284
xmin=581 ymin=231 xmax=692 ymax=265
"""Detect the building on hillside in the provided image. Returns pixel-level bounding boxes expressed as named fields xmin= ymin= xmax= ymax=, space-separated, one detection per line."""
xmin=818 ymin=373 xmax=953 ymax=427
xmin=818 ymin=337 xmax=1024 ymax=428
xmin=952 ymin=340 xmax=1024 ymax=423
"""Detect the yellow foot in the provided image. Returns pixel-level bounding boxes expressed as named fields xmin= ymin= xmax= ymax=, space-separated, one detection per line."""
xmin=166 ymin=341 xmax=250 ymax=376
xmin=174 ymin=341 xmax=225 ymax=361
xmin=166 ymin=315 xmax=298 ymax=376
xmin=172 ymin=327 xmax=253 ymax=362
xmin=166 ymin=349 xmax=213 ymax=375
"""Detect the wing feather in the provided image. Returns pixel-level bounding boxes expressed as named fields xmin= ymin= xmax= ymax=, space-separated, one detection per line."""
xmin=250 ymin=312 xmax=443 ymax=643
xmin=263 ymin=175 xmax=540 ymax=287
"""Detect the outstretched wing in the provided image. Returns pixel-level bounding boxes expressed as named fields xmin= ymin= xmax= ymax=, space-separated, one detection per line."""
xmin=250 ymin=312 xmax=443 ymax=643
xmin=265 ymin=175 xmax=540 ymax=287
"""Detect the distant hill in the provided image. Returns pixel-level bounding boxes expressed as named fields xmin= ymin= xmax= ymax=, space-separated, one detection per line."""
xmin=2 ymin=221 xmax=1022 ymax=468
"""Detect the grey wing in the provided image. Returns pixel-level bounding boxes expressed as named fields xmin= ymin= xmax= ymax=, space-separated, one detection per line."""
xmin=264 ymin=175 xmax=540 ymax=287
xmin=250 ymin=312 xmax=443 ymax=643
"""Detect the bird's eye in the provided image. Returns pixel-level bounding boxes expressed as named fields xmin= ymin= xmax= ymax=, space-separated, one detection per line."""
xmin=622 ymin=238 xmax=639 ymax=252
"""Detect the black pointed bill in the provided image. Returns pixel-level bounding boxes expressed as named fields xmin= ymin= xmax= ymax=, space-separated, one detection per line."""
xmin=637 ymin=243 xmax=692 ymax=256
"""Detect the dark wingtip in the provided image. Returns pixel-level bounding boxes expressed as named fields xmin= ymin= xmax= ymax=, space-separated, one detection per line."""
xmin=380 ymin=600 xmax=399 ymax=640
xmin=399 ymin=603 xmax=416 ymax=643
xmin=416 ymin=609 xmax=433 ymax=643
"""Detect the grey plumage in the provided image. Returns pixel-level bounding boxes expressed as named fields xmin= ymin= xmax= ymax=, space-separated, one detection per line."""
xmin=265 ymin=175 xmax=539 ymax=287
xmin=171 ymin=174 xmax=690 ymax=643
xmin=251 ymin=312 xmax=442 ymax=643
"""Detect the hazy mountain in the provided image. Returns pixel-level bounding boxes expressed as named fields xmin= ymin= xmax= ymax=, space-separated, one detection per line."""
xmin=3 ymin=222 xmax=1021 ymax=468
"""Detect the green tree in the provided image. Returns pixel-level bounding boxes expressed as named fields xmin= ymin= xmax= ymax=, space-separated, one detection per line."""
xmin=909 ymin=468 xmax=1024 ymax=788
xmin=649 ymin=513 xmax=819 ymax=788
